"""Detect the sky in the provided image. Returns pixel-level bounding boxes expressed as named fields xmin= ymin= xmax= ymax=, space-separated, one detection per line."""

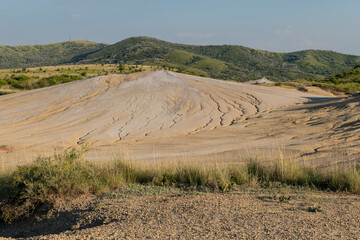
xmin=0 ymin=0 xmax=359 ymax=55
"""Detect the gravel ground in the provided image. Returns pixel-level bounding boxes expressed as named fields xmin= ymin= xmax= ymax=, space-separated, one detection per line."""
xmin=1 ymin=189 xmax=360 ymax=239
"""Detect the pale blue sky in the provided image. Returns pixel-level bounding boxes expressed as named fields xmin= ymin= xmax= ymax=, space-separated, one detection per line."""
xmin=1 ymin=0 xmax=359 ymax=55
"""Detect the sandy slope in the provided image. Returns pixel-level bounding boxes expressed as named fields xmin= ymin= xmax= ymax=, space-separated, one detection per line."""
xmin=0 ymin=70 xmax=359 ymax=167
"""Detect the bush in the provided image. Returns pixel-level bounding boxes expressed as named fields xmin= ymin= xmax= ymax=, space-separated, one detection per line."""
xmin=0 ymin=78 xmax=7 ymax=87
xmin=5 ymin=75 xmax=32 ymax=89
xmin=33 ymin=75 xmax=82 ymax=88
xmin=0 ymin=148 xmax=121 ymax=223
xmin=118 ymin=64 xmax=125 ymax=72
xmin=2 ymin=74 xmax=83 ymax=90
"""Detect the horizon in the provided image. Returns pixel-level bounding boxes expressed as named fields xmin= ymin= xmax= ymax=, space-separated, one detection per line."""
xmin=2 ymin=36 xmax=359 ymax=56
xmin=1 ymin=0 xmax=359 ymax=55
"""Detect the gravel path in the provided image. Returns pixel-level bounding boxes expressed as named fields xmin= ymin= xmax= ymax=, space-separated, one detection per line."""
xmin=1 ymin=191 xmax=360 ymax=239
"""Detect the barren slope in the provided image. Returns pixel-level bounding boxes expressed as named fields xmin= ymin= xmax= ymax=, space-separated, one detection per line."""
xmin=1 ymin=70 xmax=359 ymax=167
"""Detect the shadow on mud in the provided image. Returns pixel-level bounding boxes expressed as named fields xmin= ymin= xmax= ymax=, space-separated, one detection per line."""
xmin=293 ymin=95 xmax=359 ymax=110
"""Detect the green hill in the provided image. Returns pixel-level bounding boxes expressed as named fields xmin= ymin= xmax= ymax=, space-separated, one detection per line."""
xmin=1 ymin=36 xmax=359 ymax=82
xmin=0 ymin=41 xmax=107 ymax=69
xmin=296 ymin=64 xmax=360 ymax=92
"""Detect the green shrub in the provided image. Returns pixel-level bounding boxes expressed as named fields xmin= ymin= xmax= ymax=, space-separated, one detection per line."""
xmin=118 ymin=64 xmax=125 ymax=72
xmin=2 ymin=74 xmax=82 ymax=90
xmin=33 ymin=74 xmax=82 ymax=88
xmin=0 ymin=78 xmax=7 ymax=87
xmin=0 ymin=148 xmax=120 ymax=223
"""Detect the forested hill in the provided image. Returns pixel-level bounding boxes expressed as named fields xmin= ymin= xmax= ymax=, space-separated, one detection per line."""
xmin=1 ymin=36 xmax=359 ymax=81
xmin=0 ymin=41 xmax=107 ymax=69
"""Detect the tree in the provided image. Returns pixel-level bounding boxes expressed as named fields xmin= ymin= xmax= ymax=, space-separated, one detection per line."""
xmin=118 ymin=64 xmax=125 ymax=72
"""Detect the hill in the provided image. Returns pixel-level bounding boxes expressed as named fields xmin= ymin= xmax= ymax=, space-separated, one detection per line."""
xmin=296 ymin=64 xmax=360 ymax=92
xmin=0 ymin=41 xmax=107 ymax=69
xmin=68 ymin=36 xmax=360 ymax=81
xmin=0 ymin=37 xmax=359 ymax=81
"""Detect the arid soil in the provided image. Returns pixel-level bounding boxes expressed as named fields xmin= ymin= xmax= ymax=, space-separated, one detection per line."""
xmin=1 ymin=190 xmax=360 ymax=239
xmin=2 ymin=70 xmax=359 ymax=168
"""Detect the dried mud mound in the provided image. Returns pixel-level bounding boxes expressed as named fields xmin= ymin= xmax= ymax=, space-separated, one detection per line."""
xmin=1 ymin=70 xmax=358 ymax=166
xmin=0 ymin=71 xmax=319 ymax=149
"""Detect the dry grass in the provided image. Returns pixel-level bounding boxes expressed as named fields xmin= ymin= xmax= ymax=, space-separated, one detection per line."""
xmin=0 ymin=148 xmax=359 ymax=223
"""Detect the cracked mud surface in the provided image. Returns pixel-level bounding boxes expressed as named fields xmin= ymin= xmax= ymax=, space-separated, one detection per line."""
xmin=0 ymin=70 xmax=359 ymax=167
xmin=1 ymin=191 xmax=360 ymax=239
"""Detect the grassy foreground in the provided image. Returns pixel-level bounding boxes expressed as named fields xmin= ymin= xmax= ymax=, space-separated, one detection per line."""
xmin=0 ymin=149 xmax=360 ymax=223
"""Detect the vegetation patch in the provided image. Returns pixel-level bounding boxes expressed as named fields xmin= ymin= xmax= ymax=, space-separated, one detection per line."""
xmin=0 ymin=145 xmax=13 ymax=153
xmin=292 ymin=64 xmax=360 ymax=93
xmin=0 ymin=64 xmax=149 ymax=91
xmin=1 ymin=149 xmax=359 ymax=223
